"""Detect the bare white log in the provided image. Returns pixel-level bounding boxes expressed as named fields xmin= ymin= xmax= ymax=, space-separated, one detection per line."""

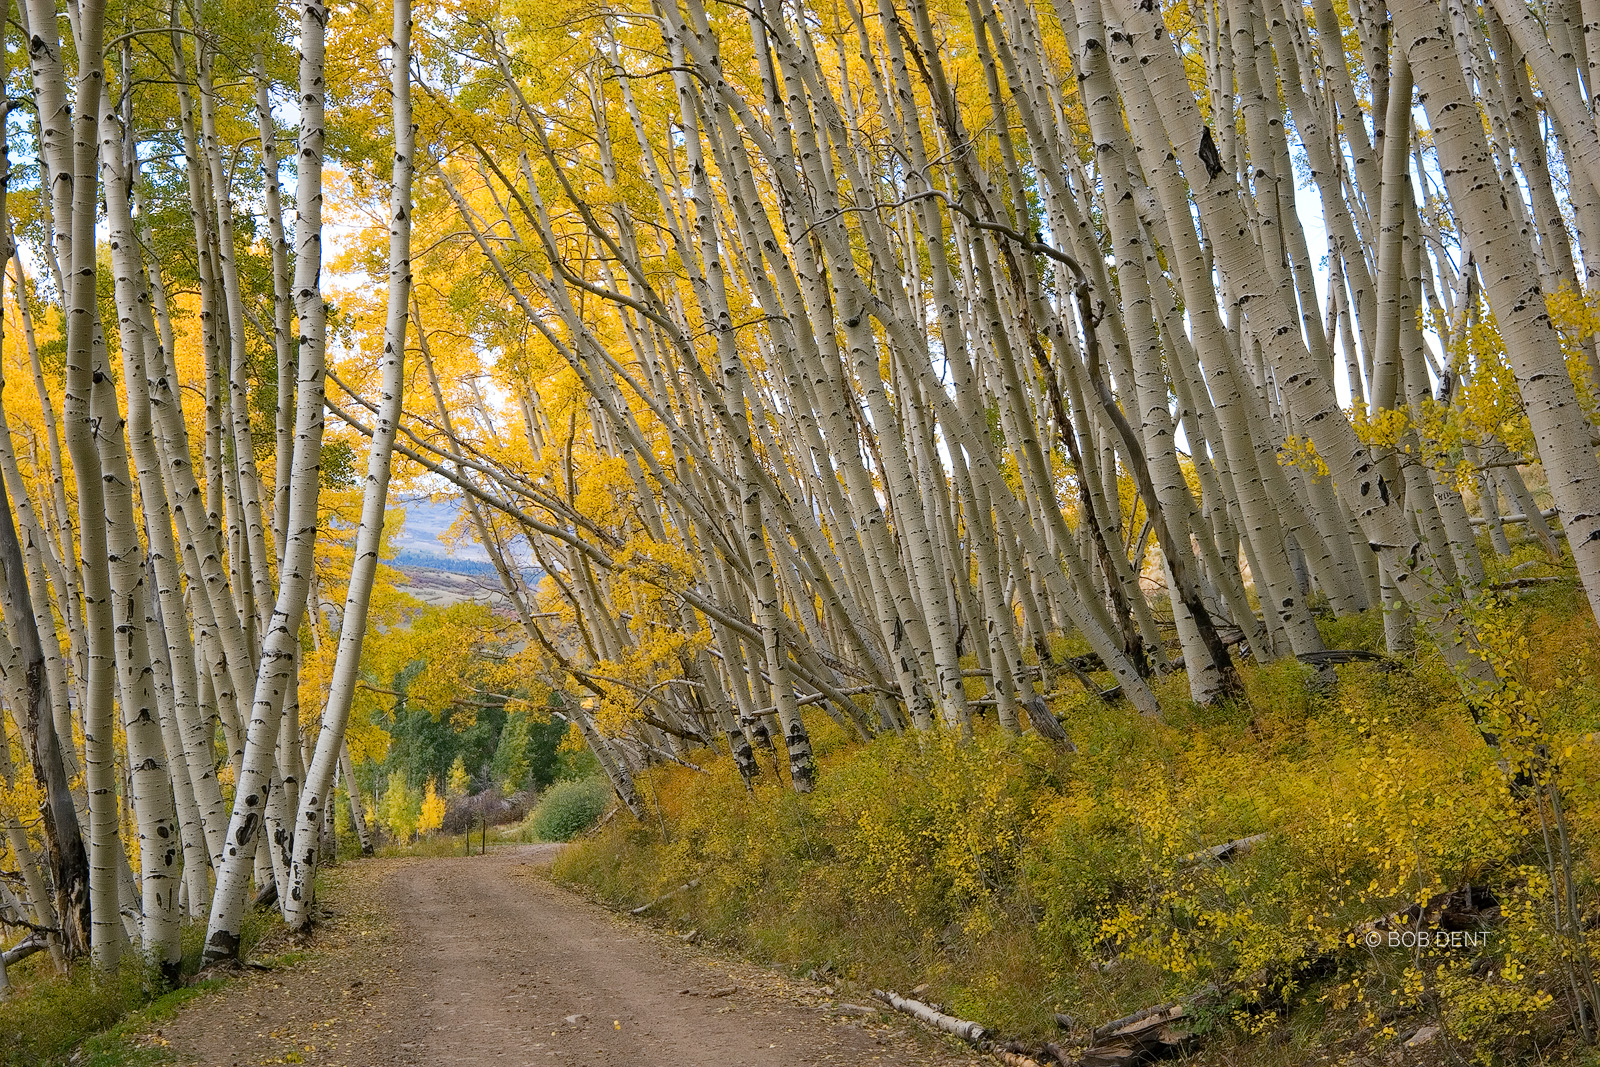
xmin=872 ymin=989 xmax=988 ymax=1044
xmin=630 ymin=879 xmax=702 ymax=916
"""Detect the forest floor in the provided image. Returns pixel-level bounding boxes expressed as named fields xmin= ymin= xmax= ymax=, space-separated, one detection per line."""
xmin=141 ymin=845 xmax=987 ymax=1067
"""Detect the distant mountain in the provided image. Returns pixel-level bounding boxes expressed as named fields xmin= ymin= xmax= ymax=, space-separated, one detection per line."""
xmin=392 ymin=548 xmax=499 ymax=577
xmin=388 ymin=494 xmax=544 ymax=608
xmin=390 ymin=494 xmax=491 ymax=563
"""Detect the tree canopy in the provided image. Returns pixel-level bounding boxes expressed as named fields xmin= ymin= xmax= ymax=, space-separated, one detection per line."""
xmin=5 ymin=0 xmax=1600 ymax=1030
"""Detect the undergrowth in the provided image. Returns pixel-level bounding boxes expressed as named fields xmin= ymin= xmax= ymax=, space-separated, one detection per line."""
xmin=0 ymin=866 xmax=316 ymax=1065
xmin=524 ymin=776 xmax=611 ymax=842
xmin=555 ymin=583 xmax=1600 ymax=1065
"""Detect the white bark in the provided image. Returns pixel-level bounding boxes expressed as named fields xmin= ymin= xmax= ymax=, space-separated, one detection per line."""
xmin=203 ymin=0 xmax=329 ymax=963
xmin=45 ymin=0 xmax=122 ymax=968
xmin=1393 ymin=1 xmax=1600 ymax=623
xmin=97 ymin=87 xmax=182 ymax=973
xmin=284 ymin=0 xmax=412 ymax=926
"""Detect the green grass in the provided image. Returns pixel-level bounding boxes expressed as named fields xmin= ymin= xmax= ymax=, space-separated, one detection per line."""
xmin=375 ymin=814 xmax=548 ymax=853
xmin=0 ymin=867 xmax=322 ymax=1066
xmin=375 ymin=832 xmax=489 ymax=857
xmin=72 ymin=979 xmax=223 ymax=1067
xmin=0 ymin=959 xmax=166 ymax=1067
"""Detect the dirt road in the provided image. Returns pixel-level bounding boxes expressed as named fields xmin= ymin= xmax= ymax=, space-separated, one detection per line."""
xmin=156 ymin=846 xmax=987 ymax=1067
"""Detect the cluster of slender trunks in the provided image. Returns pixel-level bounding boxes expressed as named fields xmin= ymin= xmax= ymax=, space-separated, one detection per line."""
xmin=0 ymin=0 xmax=410 ymax=977
xmin=4 ymin=0 xmax=1600 ymax=991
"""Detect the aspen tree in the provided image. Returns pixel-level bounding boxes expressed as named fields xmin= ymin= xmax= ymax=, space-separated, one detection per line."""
xmin=204 ymin=0 xmax=330 ymax=963
xmin=1391 ymin=0 xmax=1600 ymax=624
xmin=97 ymin=83 xmax=182 ymax=976
xmin=286 ymin=0 xmax=413 ymax=923
xmin=44 ymin=0 xmax=125 ymax=967
xmin=0 ymin=54 xmax=88 ymax=953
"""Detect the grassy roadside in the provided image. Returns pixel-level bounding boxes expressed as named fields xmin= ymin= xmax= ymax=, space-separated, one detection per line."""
xmin=0 ymin=862 xmax=356 ymax=1067
xmin=0 ymin=960 xmax=217 ymax=1067
xmin=554 ymin=586 xmax=1600 ymax=1066
xmin=70 ymin=979 xmax=226 ymax=1067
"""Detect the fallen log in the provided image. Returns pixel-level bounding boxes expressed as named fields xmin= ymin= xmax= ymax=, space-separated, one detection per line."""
xmin=1488 ymin=576 xmax=1567 ymax=590
xmin=995 ymin=1038 xmax=1073 ymax=1066
xmin=630 ymin=878 xmax=701 ymax=916
xmin=1469 ymin=508 xmax=1559 ymax=527
xmin=1353 ymin=885 xmax=1500 ymax=940
xmin=584 ymin=806 xmax=619 ymax=838
xmin=1039 ymin=1041 xmax=1073 ymax=1065
xmin=1090 ymin=999 xmax=1188 ymax=1044
xmin=1296 ymin=649 xmax=1387 ymax=666
xmin=1077 ymin=1047 xmax=1144 ymax=1067
xmin=1180 ymin=833 xmax=1267 ymax=867
xmin=872 ymin=989 xmax=988 ymax=1043
xmin=1078 ymin=1002 xmax=1196 ymax=1065
xmin=1 ymin=933 xmax=45 ymax=967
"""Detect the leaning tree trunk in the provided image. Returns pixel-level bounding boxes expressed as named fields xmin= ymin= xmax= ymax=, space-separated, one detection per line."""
xmin=340 ymin=742 xmax=374 ymax=856
xmin=1101 ymin=0 xmax=1499 ymax=696
xmin=1392 ymin=0 xmax=1600 ymax=623
xmin=48 ymin=0 xmax=123 ymax=969
xmin=0 ymin=76 xmax=88 ymax=957
xmin=96 ymin=87 xmax=183 ymax=977
xmin=203 ymin=0 xmax=329 ymax=965
xmin=284 ymin=0 xmax=411 ymax=928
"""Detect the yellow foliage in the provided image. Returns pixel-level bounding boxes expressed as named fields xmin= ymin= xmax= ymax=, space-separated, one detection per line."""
xmin=418 ymin=778 xmax=447 ymax=835
xmin=1546 ymin=284 xmax=1600 ymax=420
xmin=1278 ymin=433 xmax=1329 ymax=478
xmin=447 ymin=757 xmax=471 ymax=798
xmin=553 ymin=591 xmax=1600 ymax=1050
xmin=0 ymin=747 xmax=43 ymax=828
xmin=557 ymin=722 xmax=586 ymax=756
xmin=379 ymin=776 xmax=420 ymax=842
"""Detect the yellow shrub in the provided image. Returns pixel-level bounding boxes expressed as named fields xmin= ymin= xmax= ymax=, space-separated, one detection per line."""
xmin=554 ymin=595 xmax=1600 ymax=1052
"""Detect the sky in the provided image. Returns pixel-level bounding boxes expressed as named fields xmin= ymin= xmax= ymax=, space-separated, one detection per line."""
xmin=390 ymin=493 xmax=492 ymax=564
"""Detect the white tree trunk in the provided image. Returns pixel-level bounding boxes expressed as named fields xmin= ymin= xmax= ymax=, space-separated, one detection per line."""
xmin=203 ymin=0 xmax=329 ymax=964
xmin=284 ymin=0 xmax=411 ymax=927
xmin=1393 ymin=0 xmax=1600 ymax=622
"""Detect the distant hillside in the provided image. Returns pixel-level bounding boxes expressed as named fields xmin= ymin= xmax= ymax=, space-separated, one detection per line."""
xmin=393 ymin=554 xmax=544 ymax=609
xmin=392 ymin=548 xmax=499 ymax=577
